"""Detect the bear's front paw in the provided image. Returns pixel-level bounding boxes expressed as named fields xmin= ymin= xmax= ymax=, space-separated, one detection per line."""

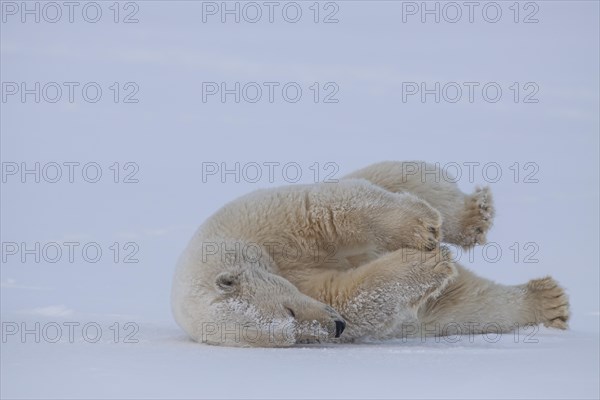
xmin=525 ymin=277 xmax=570 ymax=329
xmin=412 ymin=212 xmax=442 ymax=251
xmin=406 ymin=247 xmax=458 ymax=304
xmin=457 ymin=186 xmax=494 ymax=248
xmin=429 ymin=247 xmax=458 ymax=282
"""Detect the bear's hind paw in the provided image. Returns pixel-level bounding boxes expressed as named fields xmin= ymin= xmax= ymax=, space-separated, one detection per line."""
xmin=525 ymin=276 xmax=570 ymax=330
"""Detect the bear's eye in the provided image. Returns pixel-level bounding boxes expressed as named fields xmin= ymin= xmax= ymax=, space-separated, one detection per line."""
xmin=285 ymin=307 xmax=296 ymax=318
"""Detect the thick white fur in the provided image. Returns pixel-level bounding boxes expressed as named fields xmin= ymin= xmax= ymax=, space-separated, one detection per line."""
xmin=172 ymin=161 xmax=569 ymax=347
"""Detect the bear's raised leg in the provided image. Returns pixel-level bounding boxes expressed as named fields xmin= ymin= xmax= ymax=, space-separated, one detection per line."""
xmin=345 ymin=184 xmax=445 ymax=253
xmin=273 ymin=180 xmax=446 ymax=275
xmin=343 ymin=161 xmax=494 ymax=248
xmin=417 ymin=264 xmax=570 ymax=337
xmin=297 ymin=246 xmax=458 ymax=341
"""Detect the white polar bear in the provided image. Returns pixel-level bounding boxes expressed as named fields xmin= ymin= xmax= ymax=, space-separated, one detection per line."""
xmin=171 ymin=161 xmax=570 ymax=347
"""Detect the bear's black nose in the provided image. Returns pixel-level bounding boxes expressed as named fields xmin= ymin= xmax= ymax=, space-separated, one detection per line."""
xmin=334 ymin=320 xmax=346 ymax=338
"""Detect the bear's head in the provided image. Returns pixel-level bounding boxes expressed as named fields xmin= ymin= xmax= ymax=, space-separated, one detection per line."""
xmin=173 ymin=265 xmax=346 ymax=347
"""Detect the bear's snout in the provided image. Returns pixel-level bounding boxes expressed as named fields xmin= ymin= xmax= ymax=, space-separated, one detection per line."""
xmin=334 ymin=319 xmax=346 ymax=338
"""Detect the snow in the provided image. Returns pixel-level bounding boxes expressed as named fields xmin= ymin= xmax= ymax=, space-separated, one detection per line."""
xmin=1 ymin=1 xmax=599 ymax=399
xmin=2 ymin=313 xmax=598 ymax=399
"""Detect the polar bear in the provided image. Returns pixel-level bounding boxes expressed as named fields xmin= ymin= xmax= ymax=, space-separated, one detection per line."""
xmin=171 ymin=161 xmax=570 ymax=347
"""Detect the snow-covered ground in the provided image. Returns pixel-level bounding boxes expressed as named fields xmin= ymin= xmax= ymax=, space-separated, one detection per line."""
xmin=2 ymin=315 xmax=598 ymax=399
xmin=1 ymin=1 xmax=598 ymax=398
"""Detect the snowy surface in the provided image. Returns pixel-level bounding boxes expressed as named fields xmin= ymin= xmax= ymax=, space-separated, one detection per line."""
xmin=1 ymin=1 xmax=599 ymax=399
xmin=2 ymin=315 xmax=599 ymax=399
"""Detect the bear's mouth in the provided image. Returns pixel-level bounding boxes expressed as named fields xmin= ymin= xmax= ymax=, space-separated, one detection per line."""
xmin=285 ymin=307 xmax=296 ymax=318
xmin=334 ymin=319 xmax=346 ymax=338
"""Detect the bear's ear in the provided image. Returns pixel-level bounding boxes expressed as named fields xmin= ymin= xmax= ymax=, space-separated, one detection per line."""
xmin=215 ymin=272 xmax=240 ymax=294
